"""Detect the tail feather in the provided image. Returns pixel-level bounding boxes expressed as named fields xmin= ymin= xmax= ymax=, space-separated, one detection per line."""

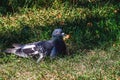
xmin=12 ymin=44 xmax=22 ymax=49
xmin=5 ymin=48 xmax=28 ymax=57
xmin=4 ymin=48 xmax=16 ymax=54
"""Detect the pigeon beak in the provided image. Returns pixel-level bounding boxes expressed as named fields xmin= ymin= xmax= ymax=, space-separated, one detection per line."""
xmin=62 ymin=33 xmax=65 ymax=36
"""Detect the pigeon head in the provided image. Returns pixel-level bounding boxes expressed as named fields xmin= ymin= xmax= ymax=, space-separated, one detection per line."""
xmin=52 ymin=29 xmax=65 ymax=40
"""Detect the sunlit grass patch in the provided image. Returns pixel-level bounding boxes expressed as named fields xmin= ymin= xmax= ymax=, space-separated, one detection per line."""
xmin=0 ymin=45 xmax=120 ymax=79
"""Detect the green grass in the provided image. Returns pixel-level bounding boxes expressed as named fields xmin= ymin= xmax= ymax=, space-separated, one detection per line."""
xmin=0 ymin=0 xmax=120 ymax=80
xmin=0 ymin=5 xmax=119 ymax=49
xmin=0 ymin=46 xmax=120 ymax=80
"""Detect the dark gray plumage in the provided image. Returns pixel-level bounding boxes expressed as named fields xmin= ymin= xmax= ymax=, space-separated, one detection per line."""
xmin=5 ymin=28 xmax=67 ymax=63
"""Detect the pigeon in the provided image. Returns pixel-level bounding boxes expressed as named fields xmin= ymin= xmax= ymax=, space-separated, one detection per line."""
xmin=5 ymin=28 xmax=69 ymax=63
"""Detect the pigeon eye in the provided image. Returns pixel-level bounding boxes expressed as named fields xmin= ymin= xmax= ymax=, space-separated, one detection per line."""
xmin=55 ymin=31 xmax=59 ymax=34
xmin=56 ymin=31 xmax=58 ymax=33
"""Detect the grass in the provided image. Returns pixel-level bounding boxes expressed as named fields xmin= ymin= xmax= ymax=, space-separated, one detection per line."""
xmin=0 ymin=0 xmax=120 ymax=80
xmin=0 ymin=5 xmax=119 ymax=48
xmin=0 ymin=46 xmax=120 ymax=80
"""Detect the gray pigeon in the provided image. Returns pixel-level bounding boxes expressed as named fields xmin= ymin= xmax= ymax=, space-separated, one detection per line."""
xmin=5 ymin=29 xmax=68 ymax=63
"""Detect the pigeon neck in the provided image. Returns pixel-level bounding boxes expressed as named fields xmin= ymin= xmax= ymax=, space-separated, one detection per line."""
xmin=51 ymin=37 xmax=58 ymax=42
xmin=51 ymin=37 xmax=63 ymax=43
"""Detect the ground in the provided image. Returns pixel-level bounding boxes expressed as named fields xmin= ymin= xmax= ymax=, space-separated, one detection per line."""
xmin=0 ymin=46 xmax=120 ymax=80
xmin=0 ymin=1 xmax=120 ymax=79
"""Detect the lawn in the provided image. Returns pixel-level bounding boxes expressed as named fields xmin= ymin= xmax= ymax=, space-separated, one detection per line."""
xmin=0 ymin=46 xmax=120 ymax=80
xmin=0 ymin=0 xmax=120 ymax=80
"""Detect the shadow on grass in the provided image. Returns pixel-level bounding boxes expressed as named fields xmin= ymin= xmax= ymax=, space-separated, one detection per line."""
xmin=0 ymin=15 xmax=119 ymax=51
xmin=0 ymin=4 xmax=119 ymax=56
xmin=0 ymin=0 xmax=119 ymax=15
